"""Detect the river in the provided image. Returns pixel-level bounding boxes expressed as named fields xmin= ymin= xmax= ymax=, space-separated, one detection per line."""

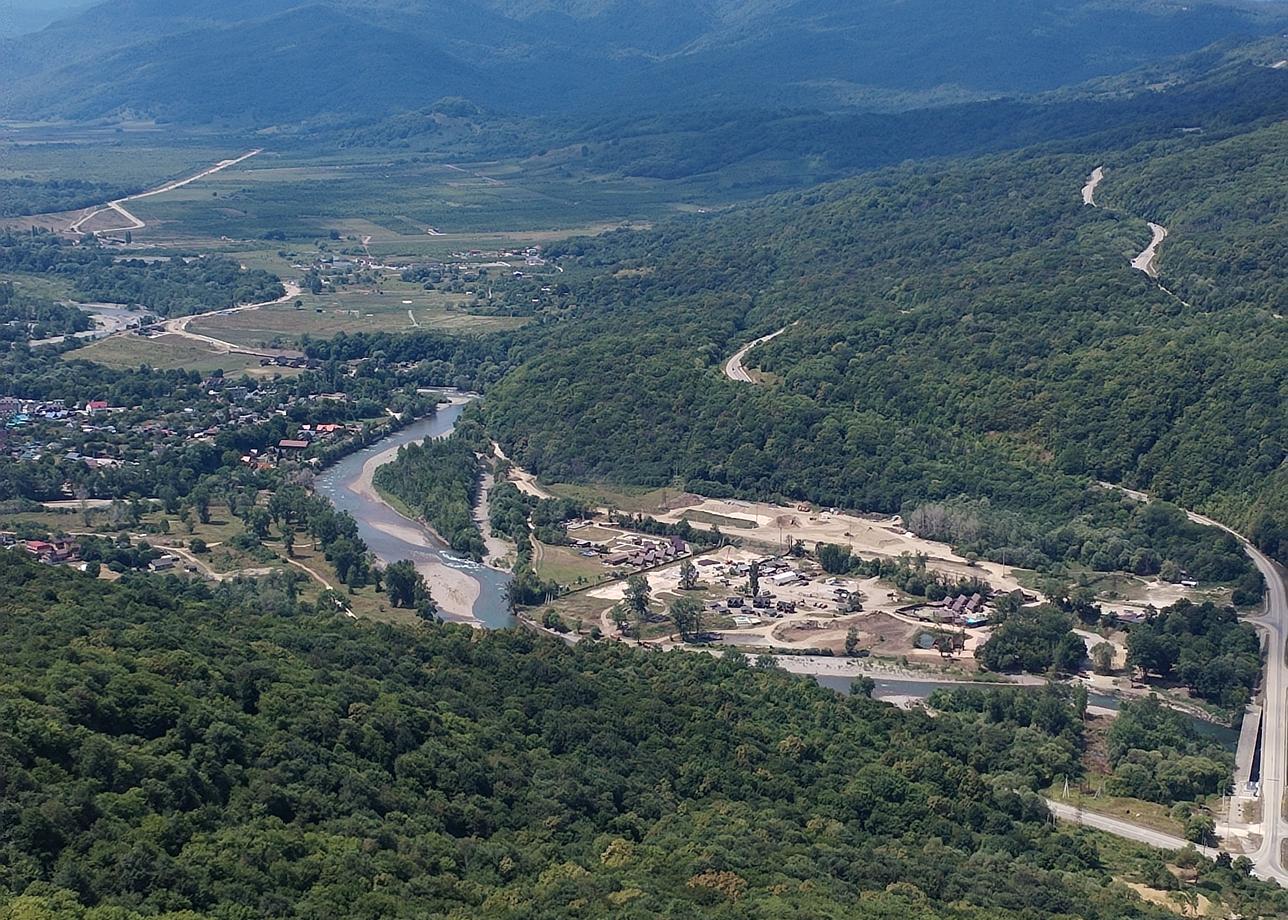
xmin=311 ymin=404 xmax=1239 ymax=750
xmin=313 ymin=400 xmax=514 ymax=628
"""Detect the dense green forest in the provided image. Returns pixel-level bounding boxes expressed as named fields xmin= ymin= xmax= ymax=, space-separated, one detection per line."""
xmin=1126 ymin=599 xmax=1261 ymax=710
xmin=1105 ymin=698 xmax=1233 ymax=809
xmin=373 ymin=434 xmax=486 ymax=561
xmin=0 ymin=231 xmax=283 ymax=318
xmin=3 ymin=552 xmax=1286 ymax=918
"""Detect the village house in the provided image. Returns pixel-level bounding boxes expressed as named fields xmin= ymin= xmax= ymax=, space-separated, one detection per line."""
xmin=24 ymin=539 xmax=80 ymax=564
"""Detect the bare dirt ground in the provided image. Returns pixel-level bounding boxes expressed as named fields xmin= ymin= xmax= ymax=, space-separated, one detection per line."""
xmin=656 ymin=497 xmax=1028 ymax=593
xmin=582 ymin=544 xmax=992 ymax=661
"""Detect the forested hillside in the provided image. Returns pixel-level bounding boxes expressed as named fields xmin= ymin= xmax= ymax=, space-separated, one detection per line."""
xmin=3 ymin=552 xmax=1285 ymax=918
xmin=4 ymin=0 xmax=1287 ymax=122
xmin=476 ymin=111 xmax=1286 ymax=568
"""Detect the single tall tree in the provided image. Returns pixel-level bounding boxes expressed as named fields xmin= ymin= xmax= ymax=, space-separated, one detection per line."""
xmin=624 ymin=574 xmax=651 ymax=640
xmin=678 ymin=558 xmax=698 ymax=590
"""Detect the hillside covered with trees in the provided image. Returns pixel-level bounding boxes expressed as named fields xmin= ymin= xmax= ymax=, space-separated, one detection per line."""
xmin=3 ymin=552 xmax=1286 ymax=918
xmin=475 ymin=111 xmax=1286 ymax=572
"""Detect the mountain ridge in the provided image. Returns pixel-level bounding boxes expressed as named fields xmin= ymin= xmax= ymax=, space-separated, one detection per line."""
xmin=5 ymin=0 xmax=1288 ymax=123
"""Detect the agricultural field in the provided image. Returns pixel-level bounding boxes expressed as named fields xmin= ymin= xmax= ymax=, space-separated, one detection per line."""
xmin=113 ymin=149 xmax=698 ymax=247
xmin=0 ymin=130 xmax=236 ymax=188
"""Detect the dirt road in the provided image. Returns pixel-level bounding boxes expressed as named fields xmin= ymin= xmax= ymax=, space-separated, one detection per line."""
xmin=155 ymin=281 xmax=303 ymax=355
xmin=69 ymin=149 xmax=263 ymax=236
xmin=493 ymin=442 xmax=555 ymax=499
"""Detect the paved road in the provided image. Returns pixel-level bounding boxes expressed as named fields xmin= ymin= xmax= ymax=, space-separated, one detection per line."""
xmin=1081 ymin=166 xmax=1104 ymax=206
xmin=1187 ymin=510 xmax=1288 ymax=884
xmin=724 ymin=326 xmax=789 ymax=382
xmin=1045 ymin=799 xmax=1219 ymax=858
xmin=1131 ymin=221 xmax=1168 ymax=277
xmin=1095 ymin=483 xmax=1288 ymax=884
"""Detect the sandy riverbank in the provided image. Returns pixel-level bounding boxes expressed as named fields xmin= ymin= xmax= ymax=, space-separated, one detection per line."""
xmin=347 ymin=399 xmax=485 ymax=624
xmin=474 ymin=469 xmax=514 ymax=565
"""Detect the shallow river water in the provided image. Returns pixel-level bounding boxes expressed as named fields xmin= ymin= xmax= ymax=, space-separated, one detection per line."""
xmin=313 ymin=401 xmax=514 ymax=628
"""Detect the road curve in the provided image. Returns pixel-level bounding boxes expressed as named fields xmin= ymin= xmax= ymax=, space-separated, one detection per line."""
xmin=157 ymin=280 xmax=303 ymax=356
xmin=1097 ymin=483 xmax=1288 ymax=884
xmin=1081 ymin=166 xmax=1104 ymax=207
xmin=1045 ymin=799 xmax=1219 ymax=858
xmin=1131 ymin=221 xmax=1168 ymax=277
xmin=69 ymin=149 xmax=263 ymax=236
xmin=724 ymin=325 xmax=789 ymax=383
xmin=1185 ymin=509 xmax=1288 ymax=885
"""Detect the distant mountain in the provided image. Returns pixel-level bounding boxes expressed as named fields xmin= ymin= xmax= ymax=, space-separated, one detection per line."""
xmin=2 ymin=0 xmax=1288 ymax=123
xmin=0 ymin=0 xmax=94 ymax=38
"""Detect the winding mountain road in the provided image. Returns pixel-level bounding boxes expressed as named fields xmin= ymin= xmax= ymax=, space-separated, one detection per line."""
xmin=1131 ymin=222 xmax=1169 ymax=277
xmin=1081 ymin=166 xmax=1104 ymax=206
xmin=69 ymin=149 xmax=262 ymax=236
xmin=724 ymin=325 xmax=789 ymax=383
xmin=1081 ymin=166 xmax=1170 ymax=280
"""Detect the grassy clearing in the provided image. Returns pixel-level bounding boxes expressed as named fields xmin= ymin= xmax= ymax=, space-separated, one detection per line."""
xmin=64 ymin=334 xmax=299 ymax=375
xmin=545 ymin=482 xmax=695 ymax=515
xmin=680 ymin=509 xmax=760 ymax=530
xmin=541 ymin=590 xmax=615 ymax=634
xmin=188 ymin=284 xmax=524 ymax=347
xmin=1045 ymin=783 xmax=1193 ymax=839
xmin=0 ymin=271 xmax=77 ymax=299
xmin=534 ymin=541 xmax=610 ymax=589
